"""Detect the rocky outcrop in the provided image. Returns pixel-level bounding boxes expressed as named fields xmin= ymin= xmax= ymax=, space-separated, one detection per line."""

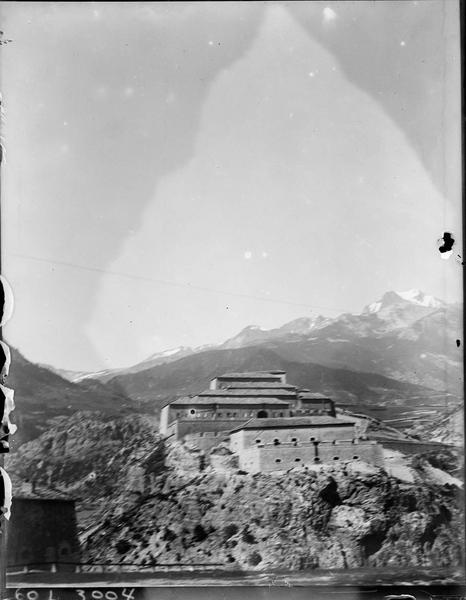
xmin=7 ymin=412 xmax=463 ymax=573
xmin=83 ymin=461 xmax=463 ymax=572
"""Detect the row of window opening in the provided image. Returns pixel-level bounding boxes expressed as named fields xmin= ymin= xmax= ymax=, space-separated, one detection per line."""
xmin=274 ymin=456 xmax=360 ymax=464
xmin=180 ymin=410 xmax=285 ymax=418
xmin=256 ymin=437 xmax=317 ymax=444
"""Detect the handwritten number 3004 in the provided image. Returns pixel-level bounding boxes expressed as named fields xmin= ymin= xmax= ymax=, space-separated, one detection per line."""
xmin=14 ymin=590 xmax=135 ymax=600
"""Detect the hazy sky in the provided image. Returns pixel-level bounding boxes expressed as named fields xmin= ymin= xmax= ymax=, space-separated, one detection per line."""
xmin=1 ymin=1 xmax=462 ymax=371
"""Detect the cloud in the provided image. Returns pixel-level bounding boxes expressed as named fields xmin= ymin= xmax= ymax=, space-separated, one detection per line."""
xmin=244 ymin=251 xmax=252 ymax=260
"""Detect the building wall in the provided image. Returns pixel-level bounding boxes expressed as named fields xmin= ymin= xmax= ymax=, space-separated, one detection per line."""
xmin=230 ymin=424 xmax=356 ymax=450
xmin=159 ymin=405 xmax=169 ymax=434
xmin=318 ymin=440 xmax=384 ymax=467
xmin=7 ymin=499 xmax=80 ymax=571
xmin=237 ymin=440 xmax=383 ymax=473
xmin=210 ymin=374 xmax=286 ymax=390
xmin=163 ymin=404 xmax=290 ymax=430
xmin=296 ymin=399 xmax=336 ymax=416
xmin=373 ymin=438 xmax=452 ymax=455
xmin=167 ymin=418 xmax=249 ymax=441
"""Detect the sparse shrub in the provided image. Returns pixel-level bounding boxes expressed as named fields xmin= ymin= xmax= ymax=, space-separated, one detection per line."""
xmin=162 ymin=527 xmax=177 ymax=542
xmin=242 ymin=527 xmax=257 ymax=544
xmin=115 ymin=539 xmax=132 ymax=554
xmin=223 ymin=523 xmax=239 ymax=540
xmin=248 ymin=551 xmax=262 ymax=566
xmin=192 ymin=524 xmax=208 ymax=542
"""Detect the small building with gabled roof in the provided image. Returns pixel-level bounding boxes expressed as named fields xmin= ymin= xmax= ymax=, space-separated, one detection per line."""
xmin=7 ymin=483 xmax=80 ymax=572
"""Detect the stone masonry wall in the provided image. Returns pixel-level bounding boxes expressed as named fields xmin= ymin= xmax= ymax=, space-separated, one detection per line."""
xmin=237 ymin=441 xmax=384 ymax=473
xmin=169 ymin=419 xmax=248 ymax=440
xmin=233 ymin=424 xmax=355 ymax=449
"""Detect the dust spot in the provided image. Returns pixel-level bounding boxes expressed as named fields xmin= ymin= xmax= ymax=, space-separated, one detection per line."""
xmin=438 ymin=232 xmax=454 ymax=256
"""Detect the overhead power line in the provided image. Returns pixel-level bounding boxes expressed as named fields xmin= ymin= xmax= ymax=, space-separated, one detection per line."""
xmin=10 ymin=253 xmax=347 ymax=314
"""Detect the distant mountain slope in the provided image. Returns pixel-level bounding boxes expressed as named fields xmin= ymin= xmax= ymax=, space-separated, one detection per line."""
xmin=103 ymin=345 xmax=440 ymax=411
xmin=407 ymin=406 xmax=464 ymax=446
xmin=6 ymin=347 xmax=137 ymax=448
xmin=256 ymin=305 xmax=462 ymax=396
xmin=80 ymin=290 xmax=461 ymax=396
xmin=6 ymin=289 xmax=460 ymax=447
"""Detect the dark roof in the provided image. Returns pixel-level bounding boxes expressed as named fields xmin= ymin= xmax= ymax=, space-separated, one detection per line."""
xmin=199 ymin=388 xmax=296 ymax=397
xmin=170 ymin=396 xmax=290 ymax=406
xmin=214 ymin=371 xmax=285 ymax=379
xmin=13 ymin=487 xmax=76 ymax=502
xmin=224 ymin=382 xmax=296 ymax=389
xmin=230 ymin=416 xmax=355 ymax=432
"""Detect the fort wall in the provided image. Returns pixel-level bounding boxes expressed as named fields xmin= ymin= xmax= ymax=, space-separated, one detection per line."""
xmin=374 ymin=438 xmax=454 ymax=455
xmin=167 ymin=419 xmax=248 ymax=440
xmin=165 ymin=404 xmax=290 ymax=425
xmin=237 ymin=440 xmax=384 ymax=473
xmin=231 ymin=424 xmax=355 ymax=451
xmin=159 ymin=405 xmax=170 ymax=435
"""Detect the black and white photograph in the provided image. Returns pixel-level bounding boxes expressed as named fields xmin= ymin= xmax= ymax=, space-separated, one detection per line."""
xmin=0 ymin=0 xmax=463 ymax=592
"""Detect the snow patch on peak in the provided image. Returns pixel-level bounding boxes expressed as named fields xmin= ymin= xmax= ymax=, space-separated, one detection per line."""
xmin=160 ymin=347 xmax=187 ymax=358
xmin=365 ymin=289 xmax=444 ymax=314
xmin=396 ymin=289 xmax=443 ymax=308
xmin=366 ymin=301 xmax=382 ymax=314
xmin=247 ymin=325 xmax=266 ymax=331
xmin=147 ymin=346 xmax=190 ymax=360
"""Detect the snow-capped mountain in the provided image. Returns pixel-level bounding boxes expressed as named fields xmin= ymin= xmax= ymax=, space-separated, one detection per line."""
xmin=364 ymin=289 xmax=444 ymax=314
xmin=221 ymin=316 xmax=331 ymax=349
xmin=46 ymin=290 xmax=460 ymax=398
xmin=396 ymin=289 xmax=444 ymax=307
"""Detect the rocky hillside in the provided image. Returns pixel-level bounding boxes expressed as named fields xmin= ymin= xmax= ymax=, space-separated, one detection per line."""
xmin=6 ymin=411 xmax=163 ymax=498
xmin=81 ymin=443 xmax=463 ymax=572
xmin=5 ymin=346 xmax=141 ymax=447
xmin=407 ymin=406 xmax=464 ymax=446
xmin=7 ymin=411 xmax=463 ymax=573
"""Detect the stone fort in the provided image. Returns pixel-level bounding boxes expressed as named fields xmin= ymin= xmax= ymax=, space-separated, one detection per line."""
xmin=160 ymin=370 xmax=383 ymax=473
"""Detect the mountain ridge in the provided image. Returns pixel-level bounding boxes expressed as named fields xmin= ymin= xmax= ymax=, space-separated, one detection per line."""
xmin=52 ymin=289 xmax=458 ymax=384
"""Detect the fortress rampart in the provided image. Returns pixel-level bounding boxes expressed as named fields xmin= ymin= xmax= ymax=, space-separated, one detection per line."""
xmin=160 ymin=371 xmax=384 ymax=473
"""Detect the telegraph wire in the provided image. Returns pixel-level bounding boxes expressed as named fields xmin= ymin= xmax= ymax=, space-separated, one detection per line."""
xmin=10 ymin=253 xmax=349 ymax=314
